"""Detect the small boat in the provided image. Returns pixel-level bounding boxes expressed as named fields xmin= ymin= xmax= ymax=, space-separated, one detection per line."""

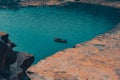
xmin=54 ymin=38 xmax=67 ymax=44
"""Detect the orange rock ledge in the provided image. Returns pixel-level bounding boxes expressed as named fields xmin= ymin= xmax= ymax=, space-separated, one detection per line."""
xmin=27 ymin=22 xmax=120 ymax=80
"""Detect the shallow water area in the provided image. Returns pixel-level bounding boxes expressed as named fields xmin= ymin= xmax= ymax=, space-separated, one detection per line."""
xmin=0 ymin=3 xmax=120 ymax=63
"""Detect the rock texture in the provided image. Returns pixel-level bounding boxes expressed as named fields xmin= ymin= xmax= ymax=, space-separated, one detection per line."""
xmin=26 ymin=1 xmax=120 ymax=80
xmin=75 ymin=0 xmax=120 ymax=8
xmin=27 ymin=23 xmax=120 ymax=80
xmin=0 ymin=32 xmax=34 ymax=80
xmin=19 ymin=0 xmax=120 ymax=8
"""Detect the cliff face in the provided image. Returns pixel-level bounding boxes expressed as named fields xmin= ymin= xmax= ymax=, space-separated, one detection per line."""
xmin=27 ymin=23 xmax=120 ymax=80
xmin=0 ymin=32 xmax=34 ymax=80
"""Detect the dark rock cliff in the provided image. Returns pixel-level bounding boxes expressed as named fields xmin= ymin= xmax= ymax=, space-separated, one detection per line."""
xmin=0 ymin=32 xmax=34 ymax=80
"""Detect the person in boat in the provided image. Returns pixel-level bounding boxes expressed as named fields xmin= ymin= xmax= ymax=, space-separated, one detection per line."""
xmin=54 ymin=38 xmax=67 ymax=44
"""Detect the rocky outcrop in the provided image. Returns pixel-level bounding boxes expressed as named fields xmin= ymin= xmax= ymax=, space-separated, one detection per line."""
xmin=27 ymin=22 xmax=120 ymax=80
xmin=19 ymin=0 xmax=120 ymax=8
xmin=0 ymin=32 xmax=34 ymax=80
xmin=0 ymin=0 xmax=120 ymax=8
xmin=19 ymin=0 xmax=64 ymax=7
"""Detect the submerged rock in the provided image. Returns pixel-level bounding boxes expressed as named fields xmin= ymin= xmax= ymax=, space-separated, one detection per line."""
xmin=0 ymin=32 xmax=34 ymax=80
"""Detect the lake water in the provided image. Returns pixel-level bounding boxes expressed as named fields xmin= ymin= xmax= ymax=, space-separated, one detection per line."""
xmin=0 ymin=3 xmax=120 ymax=63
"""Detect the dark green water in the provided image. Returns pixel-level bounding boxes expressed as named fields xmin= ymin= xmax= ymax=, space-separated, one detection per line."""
xmin=0 ymin=3 xmax=120 ymax=63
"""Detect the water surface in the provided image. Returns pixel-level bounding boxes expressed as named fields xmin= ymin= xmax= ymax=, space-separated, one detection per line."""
xmin=0 ymin=3 xmax=120 ymax=63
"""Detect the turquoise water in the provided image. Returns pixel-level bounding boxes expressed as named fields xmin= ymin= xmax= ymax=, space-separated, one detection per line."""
xmin=0 ymin=3 xmax=120 ymax=63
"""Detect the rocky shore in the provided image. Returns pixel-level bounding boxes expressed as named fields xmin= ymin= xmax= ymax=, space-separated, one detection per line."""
xmin=27 ymin=23 xmax=120 ymax=80
xmin=0 ymin=0 xmax=120 ymax=80
xmin=26 ymin=0 xmax=120 ymax=80
xmin=19 ymin=0 xmax=120 ymax=8
xmin=0 ymin=32 xmax=34 ymax=80
xmin=1 ymin=0 xmax=120 ymax=9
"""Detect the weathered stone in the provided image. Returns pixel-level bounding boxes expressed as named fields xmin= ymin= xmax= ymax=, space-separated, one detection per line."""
xmin=115 ymin=69 xmax=120 ymax=76
xmin=27 ymin=22 xmax=120 ymax=80
xmin=0 ymin=32 xmax=16 ymax=80
xmin=10 ymin=52 xmax=34 ymax=80
xmin=19 ymin=0 xmax=120 ymax=8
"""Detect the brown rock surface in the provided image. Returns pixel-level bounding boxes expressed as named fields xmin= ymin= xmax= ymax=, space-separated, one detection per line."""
xmin=27 ymin=23 xmax=120 ymax=80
